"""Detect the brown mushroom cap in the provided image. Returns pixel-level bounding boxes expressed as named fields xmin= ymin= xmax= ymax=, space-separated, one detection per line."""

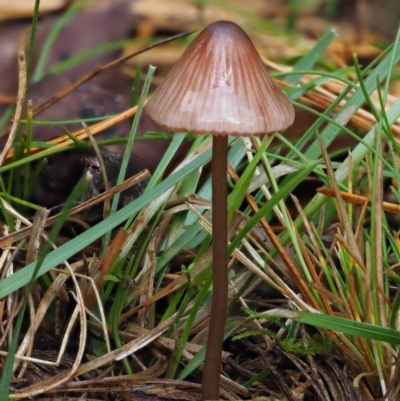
xmin=144 ymin=20 xmax=295 ymax=136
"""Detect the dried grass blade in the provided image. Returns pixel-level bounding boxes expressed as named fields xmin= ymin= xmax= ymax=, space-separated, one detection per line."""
xmin=12 ymin=262 xmax=86 ymax=397
xmin=318 ymin=135 xmax=363 ymax=262
xmin=0 ymin=34 xmax=26 ymax=165
xmin=138 ymin=233 xmax=157 ymax=327
xmin=83 ymin=228 xmax=128 ymax=310
xmin=0 ymin=170 xmax=150 ymax=248
xmin=82 ymin=121 xmax=111 ymax=217
xmin=25 ymin=207 xmax=50 ymax=264
xmin=290 ymin=194 xmax=333 ymax=314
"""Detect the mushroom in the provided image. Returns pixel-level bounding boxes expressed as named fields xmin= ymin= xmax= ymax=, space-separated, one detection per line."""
xmin=144 ymin=20 xmax=294 ymax=400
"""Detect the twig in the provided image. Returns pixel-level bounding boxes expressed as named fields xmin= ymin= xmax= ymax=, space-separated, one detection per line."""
xmin=31 ymin=31 xmax=193 ymax=118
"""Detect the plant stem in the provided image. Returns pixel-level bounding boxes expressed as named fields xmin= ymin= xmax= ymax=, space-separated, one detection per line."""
xmin=202 ymin=135 xmax=228 ymax=400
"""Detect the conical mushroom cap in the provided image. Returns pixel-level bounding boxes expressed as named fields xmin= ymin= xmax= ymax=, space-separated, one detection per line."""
xmin=145 ymin=21 xmax=294 ymax=136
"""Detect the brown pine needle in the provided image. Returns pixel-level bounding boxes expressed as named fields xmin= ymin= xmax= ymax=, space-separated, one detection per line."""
xmin=317 ymin=187 xmax=400 ymax=214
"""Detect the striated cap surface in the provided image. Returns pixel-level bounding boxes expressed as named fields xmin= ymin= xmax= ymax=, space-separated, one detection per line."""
xmin=144 ymin=21 xmax=294 ymax=136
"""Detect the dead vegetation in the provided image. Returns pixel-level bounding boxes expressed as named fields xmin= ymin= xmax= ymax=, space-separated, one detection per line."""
xmin=1 ymin=1 xmax=400 ymax=400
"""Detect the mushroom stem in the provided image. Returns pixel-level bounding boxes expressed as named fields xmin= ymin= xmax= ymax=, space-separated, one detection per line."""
xmin=202 ymin=135 xmax=228 ymax=400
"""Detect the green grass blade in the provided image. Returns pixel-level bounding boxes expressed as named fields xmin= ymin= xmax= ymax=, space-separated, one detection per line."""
xmin=167 ymin=273 xmax=212 ymax=378
xmin=33 ymin=0 xmax=90 ymax=82
xmin=112 ymin=66 xmax=155 ymax=211
xmin=145 ymin=133 xmax=186 ymax=191
xmin=228 ymin=137 xmax=272 ymax=217
xmin=285 ymin=29 xmax=337 ymax=85
xmin=49 ymin=39 xmax=128 ymax=75
xmin=296 ymin=312 xmax=400 ymax=345
xmin=102 ymin=66 xmax=155 ymax=252
xmin=26 ymin=0 xmax=41 ymax=80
